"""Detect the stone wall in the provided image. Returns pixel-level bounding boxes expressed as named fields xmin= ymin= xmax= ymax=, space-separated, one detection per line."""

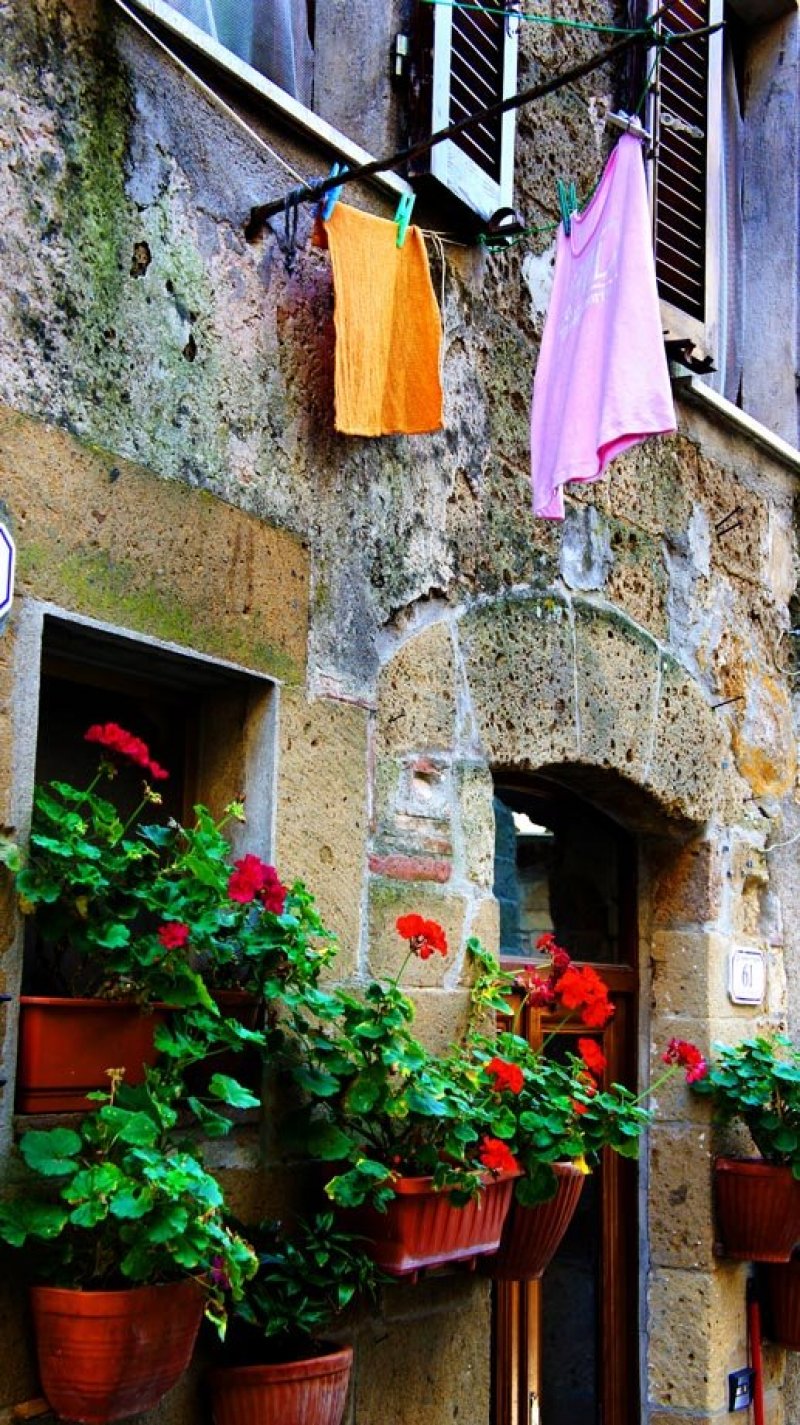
xmin=0 ymin=2 xmax=798 ymax=1423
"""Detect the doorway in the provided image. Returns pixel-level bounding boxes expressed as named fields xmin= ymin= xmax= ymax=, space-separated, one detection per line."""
xmin=492 ymin=778 xmax=640 ymax=1425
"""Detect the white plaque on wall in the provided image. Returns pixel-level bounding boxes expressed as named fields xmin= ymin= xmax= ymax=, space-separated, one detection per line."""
xmin=728 ymin=947 xmax=766 ymax=1006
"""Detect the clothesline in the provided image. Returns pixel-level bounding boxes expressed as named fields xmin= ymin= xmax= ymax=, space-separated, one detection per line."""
xmin=419 ymin=0 xmax=651 ymax=37
xmin=246 ymin=1 xmax=721 ymax=238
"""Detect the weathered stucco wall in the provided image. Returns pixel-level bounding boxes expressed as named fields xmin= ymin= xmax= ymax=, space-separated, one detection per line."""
xmin=0 ymin=1 xmax=798 ymax=1423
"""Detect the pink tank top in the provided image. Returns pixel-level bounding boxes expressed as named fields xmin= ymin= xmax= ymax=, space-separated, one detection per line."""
xmin=531 ymin=132 xmax=676 ymax=520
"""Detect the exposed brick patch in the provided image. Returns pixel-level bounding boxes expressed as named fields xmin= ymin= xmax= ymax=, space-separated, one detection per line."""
xmin=368 ymin=854 xmax=452 ymax=883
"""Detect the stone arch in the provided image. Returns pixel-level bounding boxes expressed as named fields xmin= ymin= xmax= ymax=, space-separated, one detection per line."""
xmin=457 ymin=591 xmax=727 ymax=832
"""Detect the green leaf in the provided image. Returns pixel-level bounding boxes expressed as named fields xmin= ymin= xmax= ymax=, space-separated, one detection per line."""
xmin=303 ymin=1122 xmax=355 ymax=1161
xmin=343 ymin=1069 xmax=384 ymax=1115
xmin=0 ymin=1201 xmax=69 ymax=1245
xmin=293 ymin=1065 xmax=342 ymax=1098
xmin=109 ymin=1186 xmax=154 ymax=1219
xmin=69 ymin=1198 xmax=110 ymax=1228
xmin=99 ymin=1107 xmax=160 ymax=1147
xmin=0 ymin=839 xmax=21 ymax=872
xmin=186 ymin=1098 xmax=235 ymax=1137
xmin=19 ymin=1128 xmax=82 ymax=1176
xmin=93 ymin=924 xmax=131 ymax=949
xmin=208 ymin=1075 xmax=261 ymax=1110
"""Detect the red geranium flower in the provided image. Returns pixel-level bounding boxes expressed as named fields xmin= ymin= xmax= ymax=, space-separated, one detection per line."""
xmin=85 ymin=722 xmax=169 ymax=781
xmin=478 ymin=1136 xmax=520 ymax=1176
xmin=396 ymin=914 xmax=448 ymax=960
xmin=157 ymin=922 xmax=190 ymax=950
xmin=662 ymin=1038 xmax=708 ymax=1084
xmin=516 ymin=966 xmax=555 ymax=1008
xmin=486 ymin=1057 xmax=524 ymax=1095
xmin=556 ymin=965 xmax=615 ymax=1029
xmin=578 ymin=1037 xmax=607 ymax=1078
xmin=228 ymin=854 xmax=287 ymax=913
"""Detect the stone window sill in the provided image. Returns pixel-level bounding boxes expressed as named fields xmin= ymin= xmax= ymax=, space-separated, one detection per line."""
xmin=671 ymin=369 xmax=800 ymax=476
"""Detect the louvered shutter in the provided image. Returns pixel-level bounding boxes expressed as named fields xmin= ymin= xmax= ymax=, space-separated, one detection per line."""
xmin=409 ymin=0 xmax=519 ymax=220
xmin=650 ymin=0 xmax=723 ymax=348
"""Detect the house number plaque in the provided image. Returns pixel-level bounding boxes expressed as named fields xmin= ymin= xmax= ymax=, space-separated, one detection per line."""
xmin=728 ymin=947 xmax=766 ymax=1006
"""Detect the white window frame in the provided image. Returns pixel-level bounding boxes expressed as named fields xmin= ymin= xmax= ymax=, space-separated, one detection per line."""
xmin=429 ymin=1 xmax=519 ymax=219
xmin=124 ymin=0 xmax=412 ymax=204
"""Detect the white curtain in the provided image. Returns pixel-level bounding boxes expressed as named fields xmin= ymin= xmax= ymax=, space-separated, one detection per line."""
xmin=168 ymin=0 xmax=313 ymax=105
xmin=711 ymin=42 xmax=744 ymax=404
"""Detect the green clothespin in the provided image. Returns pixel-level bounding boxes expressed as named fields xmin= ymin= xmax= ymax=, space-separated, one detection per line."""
xmin=395 ymin=191 xmax=415 ymax=248
xmin=556 ymin=179 xmax=578 ymax=235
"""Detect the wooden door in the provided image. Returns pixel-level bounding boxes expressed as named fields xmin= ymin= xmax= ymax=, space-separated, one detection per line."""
xmin=492 ymin=779 xmax=640 ymax=1425
xmin=493 ymin=967 xmax=639 ymax=1425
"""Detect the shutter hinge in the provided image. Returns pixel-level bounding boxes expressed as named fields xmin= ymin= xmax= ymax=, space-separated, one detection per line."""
xmin=393 ymin=33 xmax=410 ymax=82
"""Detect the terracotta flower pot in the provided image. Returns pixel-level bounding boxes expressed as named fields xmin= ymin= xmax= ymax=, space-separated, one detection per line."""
xmin=482 ymin=1161 xmax=585 ymax=1280
xmin=30 ymin=1280 xmax=205 ymax=1423
xmin=766 ymin=1255 xmax=800 ymax=1348
xmin=16 ymin=996 xmax=169 ymax=1113
xmin=715 ymin=1157 xmax=800 ymax=1262
xmin=342 ymin=1171 xmax=517 ymax=1278
xmin=210 ymin=1345 xmax=353 ymax=1425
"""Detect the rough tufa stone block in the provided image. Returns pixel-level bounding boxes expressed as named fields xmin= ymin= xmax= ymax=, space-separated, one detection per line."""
xmin=652 ymin=840 xmax=724 ymax=928
xmin=460 ymin=594 xmax=578 ymax=769
xmin=276 ymin=691 xmax=369 ymax=977
xmin=366 ymin=881 xmax=465 ymax=988
xmin=647 ymin=1264 xmax=748 ymax=1412
xmin=648 ymin=1123 xmax=715 ymax=1270
xmin=376 ymin=623 xmax=457 ymax=757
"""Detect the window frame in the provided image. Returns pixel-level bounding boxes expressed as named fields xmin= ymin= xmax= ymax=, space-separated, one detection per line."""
xmin=427 ymin=0 xmax=520 ymax=218
xmin=647 ymin=0 xmax=725 ymax=358
xmin=125 ymin=0 xmax=413 ymax=205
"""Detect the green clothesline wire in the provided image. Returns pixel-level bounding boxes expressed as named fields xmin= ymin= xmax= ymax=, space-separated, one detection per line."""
xmin=478 ymin=43 xmax=663 ymax=249
xmin=419 ymin=0 xmax=651 ymax=37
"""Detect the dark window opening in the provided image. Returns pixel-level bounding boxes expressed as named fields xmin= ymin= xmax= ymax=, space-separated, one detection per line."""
xmin=23 ymin=615 xmax=273 ymax=995
xmin=493 ymin=780 xmax=636 ymax=966
xmin=449 ymin=0 xmax=505 ymax=180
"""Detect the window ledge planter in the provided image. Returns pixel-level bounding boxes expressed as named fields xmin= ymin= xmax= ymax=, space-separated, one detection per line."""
xmin=715 ymin=1157 xmax=800 ymax=1262
xmin=16 ymin=996 xmax=169 ymax=1113
xmin=211 ymin=1345 xmax=353 ymax=1425
xmin=30 ymin=1279 xmax=205 ymax=1424
xmin=482 ymin=1161 xmax=585 ymax=1281
xmin=342 ymin=1170 xmax=518 ymax=1279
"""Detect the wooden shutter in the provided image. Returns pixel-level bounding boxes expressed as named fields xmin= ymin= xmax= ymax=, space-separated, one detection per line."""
xmin=651 ymin=0 xmax=719 ymax=330
xmin=409 ymin=0 xmax=519 ymax=220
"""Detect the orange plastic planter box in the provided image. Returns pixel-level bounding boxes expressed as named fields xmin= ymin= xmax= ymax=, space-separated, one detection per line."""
xmin=15 ymin=996 xmax=168 ymax=1113
xmin=343 ymin=1170 xmax=518 ymax=1278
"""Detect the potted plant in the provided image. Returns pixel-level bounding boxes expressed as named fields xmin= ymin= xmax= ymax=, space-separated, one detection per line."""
xmin=464 ymin=937 xmax=706 ymax=1279
xmin=286 ymin=915 xmax=520 ymax=1278
xmin=0 ymin=1075 xmax=257 ymax=1423
xmin=690 ymin=1034 xmax=800 ymax=1261
xmin=210 ymin=1213 xmax=380 ymax=1425
xmin=0 ymin=722 xmax=334 ymax=1112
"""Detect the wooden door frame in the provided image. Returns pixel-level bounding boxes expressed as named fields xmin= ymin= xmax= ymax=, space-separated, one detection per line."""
xmin=492 ymin=963 xmax=639 ymax=1425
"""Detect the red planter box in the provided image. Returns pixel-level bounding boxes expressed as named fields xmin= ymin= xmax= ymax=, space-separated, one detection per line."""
xmin=15 ymin=996 xmax=168 ymax=1114
xmin=342 ymin=1171 xmax=517 ymax=1278
xmin=211 ymin=1346 xmax=353 ymax=1425
xmin=482 ymin=1161 xmax=585 ymax=1280
xmin=715 ymin=1157 xmax=800 ymax=1262
xmin=31 ymin=1280 xmax=204 ymax=1423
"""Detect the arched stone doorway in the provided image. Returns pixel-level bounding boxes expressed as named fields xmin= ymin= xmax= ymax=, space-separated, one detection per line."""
xmin=372 ymin=591 xmax=756 ymax=1425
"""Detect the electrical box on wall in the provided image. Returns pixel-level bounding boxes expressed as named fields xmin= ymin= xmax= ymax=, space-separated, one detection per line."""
xmin=728 ymin=1368 xmax=754 ymax=1412
xmin=728 ymin=947 xmax=766 ymax=1006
